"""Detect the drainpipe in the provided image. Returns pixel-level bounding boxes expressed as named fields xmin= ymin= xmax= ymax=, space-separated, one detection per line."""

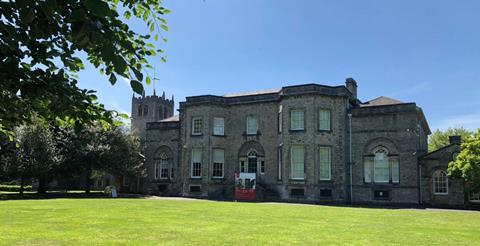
xmin=419 ymin=163 xmax=423 ymax=204
xmin=348 ymin=113 xmax=353 ymax=203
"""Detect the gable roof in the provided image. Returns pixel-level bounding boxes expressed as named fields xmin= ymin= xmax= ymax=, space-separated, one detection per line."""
xmin=361 ymin=96 xmax=405 ymax=107
xmin=419 ymin=144 xmax=461 ymax=160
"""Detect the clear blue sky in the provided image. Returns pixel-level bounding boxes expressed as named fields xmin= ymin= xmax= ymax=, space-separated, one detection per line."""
xmin=77 ymin=0 xmax=480 ymax=131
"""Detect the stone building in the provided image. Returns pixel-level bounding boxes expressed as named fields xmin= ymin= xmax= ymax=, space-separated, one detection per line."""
xmin=140 ymin=78 xmax=469 ymax=206
xmin=123 ymin=90 xmax=174 ymax=193
xmin=131 ymin=90 xmax=174 ymax=141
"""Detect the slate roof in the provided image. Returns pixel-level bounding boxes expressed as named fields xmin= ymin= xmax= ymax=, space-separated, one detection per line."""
xmin=223 ymin=88 xmax=281 ymax=97
xmin=361 ymin=96 xmax=405 ymax=107
xmin=160 ymin=115 xmax=180 ymax=122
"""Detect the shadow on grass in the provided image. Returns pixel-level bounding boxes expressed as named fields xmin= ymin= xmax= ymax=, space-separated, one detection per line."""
xmin=0 ymin=191 xmax=164 ymax=201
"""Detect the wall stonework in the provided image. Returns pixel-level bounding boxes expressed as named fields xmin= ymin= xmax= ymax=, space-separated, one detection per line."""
xmin=131 ymin=93 xmax=174 ymax=141
xmin=140 ymin=80 xmax=467 ymax=206
xmin=420 ymin=145 xmax=464 ymax=206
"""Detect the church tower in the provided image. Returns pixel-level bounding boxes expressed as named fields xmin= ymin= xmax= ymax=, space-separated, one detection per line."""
xmin=131 ymin=90 xmax=174 ymax=141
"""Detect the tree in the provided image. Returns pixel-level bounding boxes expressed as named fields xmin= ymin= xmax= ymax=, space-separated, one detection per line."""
xmin=59 ymin=123 xmax=143 ymax=193
xmin=16 ymin=119 xmax=62 ymax=194
xmin=60 ymin=123 xmax=111 ymax=193
xmin=448 ymin=129 xmax=480 ymax=194
xmin=428 ymin=127 xmax=473 ymax=151
xmin=103 ymin=127 xmax=145 ymax=178
xmin=0 ymin=0 xmax=169 ymax=141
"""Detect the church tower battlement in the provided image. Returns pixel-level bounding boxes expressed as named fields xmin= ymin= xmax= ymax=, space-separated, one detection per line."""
xmin=131 ymin=90 xmax=174 ymax=141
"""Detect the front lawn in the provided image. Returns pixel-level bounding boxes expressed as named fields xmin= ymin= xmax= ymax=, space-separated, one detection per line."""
xmin=0 ymin=198 xmax=479 ymax=245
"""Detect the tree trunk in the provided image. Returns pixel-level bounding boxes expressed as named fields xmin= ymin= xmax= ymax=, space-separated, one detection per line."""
xmin=37 ymin=177 xmax=47 ymax=194
xmin=85 ymin=166 xmax=92 ymax=194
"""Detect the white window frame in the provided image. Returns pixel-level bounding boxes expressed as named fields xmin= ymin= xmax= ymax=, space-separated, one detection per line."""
xmin=213 ymin=117 xmax=225 ymax=136
xmin=192 ymin=117 xmax=203 ymax=136
xmin=239 ymin=159 xmax=246 ymax=173
xmin=364 ymin=157 xmax=373 ymax=183
xmin=373 ymin=147 xmax=389 ymax=183
xmin=158 ymin=153 xmax=169 ymax=180
xmin=470 ymin=192 xmax=480 ymax=202
xmin=191 ymin=148 xmax=202 ymax=178
xmin=319 ymin=146 xmax=331 ymax=181
xmin=246 ymin=116 xmax=258 ymax=135
xmin=290 ymin=109 xmax=305 ymax=131
xmin=247 ymin=150 xmax=258 ymax=173
xmin=318 ymin=109 xmax=331 ymax=131
xmin=390 ymin=157 xmax=399 ymax=183
xmin=291 ymin=145 xmax=305 ymax=180
xmin=212 ymin=149 xmax=224 ymax=178
xmin=433 ymin=170 xmax=448 ymax=195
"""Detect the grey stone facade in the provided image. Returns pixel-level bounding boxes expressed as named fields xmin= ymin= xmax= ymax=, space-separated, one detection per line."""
xmin=419 ymin=138 xmax=465 ymax=207
xmin=131 ymin=91 xmax=174 ymax=141
xmin=140 ymin=78 xmax=467 ymax=206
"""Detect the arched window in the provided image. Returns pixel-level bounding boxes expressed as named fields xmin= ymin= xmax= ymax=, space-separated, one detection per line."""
xmin=154 ymin=153 xmax=170 ymax=180
xmin=373 ymin=147 xmax=389 ymax=183
xmin=433 ymin=170 xmax=448 ymax=195
xmin=247 ymin=150 xmax=257 ymax=173
xmin=144 ymin=105 xmax=149 ymax=116
xmin=138 ymin=105 xmax=142 ymax=116
xmin=364 ymin=146 xmax=399 ymax=183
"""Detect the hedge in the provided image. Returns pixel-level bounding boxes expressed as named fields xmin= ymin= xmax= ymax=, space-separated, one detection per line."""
xmin=0 ymin=185 xmax=33 ymax=192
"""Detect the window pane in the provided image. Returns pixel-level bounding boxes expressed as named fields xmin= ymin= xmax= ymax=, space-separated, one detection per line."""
xmin=291 ymin=145 xmax=305 ymax=179
xmin=248 ymin=156 xmax=257 ymax=173
xmin=391 ymin=158 xmax=399 ymax=183
xmin=160 ymin=154 xmax=169 ymax=179
xmin=191 ymin=148 xmax=202 ymax=177
xmin=192 ymin=117 xmax=203 ymax=135
xmin=364 ymin=157 xmax=373 ymax=183
xmin=319 ymin=146 xmax=331 ymax=180
xmin=212 ymin=149 xmax=224 ymax=178
xmin=213 ymin=117 xmax=224 ymax=136
xmin=290 ymin=110 xmax=304 ymax=130
xmin=433 ymin=171 xmax=448 ymax=194
xmin=246 ymin=116 xmax=258 ymax=135
xmin=319 ymin=109 xmax=331 ymax=131
xmin=213 ymin=149 xmax=224 ymax=163
xmin=278 ymin=105 xmax=283 ymax=133
xmin=374 ymin=151 xmax=389 ymax=183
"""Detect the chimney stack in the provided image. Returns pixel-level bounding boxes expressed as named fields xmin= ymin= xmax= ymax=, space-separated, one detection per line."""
xmin=449 ymin=135 xmax=462 ymax=145
xmin=345 ymin=77 xmax=357 ymax=99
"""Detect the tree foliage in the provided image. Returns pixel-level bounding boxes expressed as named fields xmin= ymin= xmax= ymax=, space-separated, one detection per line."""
xmin=0 ymin=0 xmax=169 ymax=141
xmin=428 ymin=127 xmax=473 ymax=151
xmin=58 ymin=123 xmax=144 ymax=193
xmin=16 ymin=118 xmax=62 ymax=193
xmin=1 ymin=118 xmax=144 ymax=193
xmin=448 ymin=129 xmax=480 ymax=193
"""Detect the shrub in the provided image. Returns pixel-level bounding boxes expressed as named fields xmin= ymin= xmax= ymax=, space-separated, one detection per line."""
xmin=0 ymin=185 xmax=33 ymax=192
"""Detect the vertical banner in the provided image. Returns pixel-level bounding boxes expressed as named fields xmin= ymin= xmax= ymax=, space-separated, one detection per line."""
xmin=235 ymin=172 xmax=256 ymax=200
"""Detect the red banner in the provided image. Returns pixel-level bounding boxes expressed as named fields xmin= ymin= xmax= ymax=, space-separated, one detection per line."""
xmin=234 ymin=172 xmax=256 ymax=200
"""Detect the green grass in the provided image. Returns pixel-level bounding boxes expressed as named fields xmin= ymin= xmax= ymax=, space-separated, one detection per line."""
xmin=0 ymin=198 xmax=479 ymax=245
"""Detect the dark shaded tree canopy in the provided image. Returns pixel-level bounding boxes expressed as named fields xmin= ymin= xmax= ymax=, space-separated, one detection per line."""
xmin=0 ymin=0 xmax=169 ymax=141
